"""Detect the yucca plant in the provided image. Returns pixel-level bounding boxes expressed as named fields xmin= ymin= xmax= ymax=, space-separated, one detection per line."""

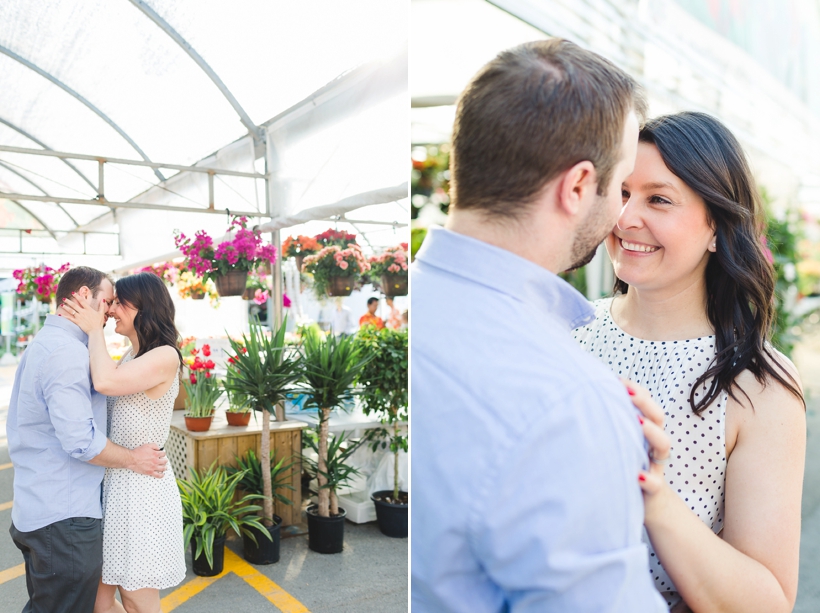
xmin=226 ymin=449 xmax=295 ymax=507
xmin=223 ymin=318 xmax=301 ymax=526
xmin=183 ymin=375 xmax=223 ymax=417
xmin=299 ymin=328 xmax=372 ymax=517
xmin=303 ymin=430 xmax=367 ymax=507
xmin=177 ymin=463 xmax=270 ymax=569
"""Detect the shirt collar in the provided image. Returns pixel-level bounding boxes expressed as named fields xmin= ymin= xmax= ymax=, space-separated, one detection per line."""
xmin=416 ymin=226 xmax=595 ymax=330
xmin=43 ymin=314 xmax=89 ymax=346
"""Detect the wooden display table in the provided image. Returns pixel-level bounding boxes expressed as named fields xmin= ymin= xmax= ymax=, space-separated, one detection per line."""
xmin=166 ymin=411 xmax=307 ymax=526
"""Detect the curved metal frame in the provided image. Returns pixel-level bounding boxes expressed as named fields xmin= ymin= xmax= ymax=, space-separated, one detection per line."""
xmin=0 ymin=45 xmax=166 ymax=182
xmin=0 ymin=161 xmax=79 ymax=226
xmin=128 ymin=0 xmax=264 ymax=144
xmin=0 ymin=117 xmax=97 ymax=192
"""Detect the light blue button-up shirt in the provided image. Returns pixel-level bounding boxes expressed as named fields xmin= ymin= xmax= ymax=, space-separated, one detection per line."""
xmin=411 ymin=227 xmax=666 ymax=612
xmin=7 ymin=314 xmax=107 ymax=532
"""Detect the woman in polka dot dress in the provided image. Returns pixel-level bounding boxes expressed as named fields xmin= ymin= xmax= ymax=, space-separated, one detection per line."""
xmin=574 ymin=113 xmax=805 ymax=612
xmin=64 ymin=272 xmax=186 ymax=613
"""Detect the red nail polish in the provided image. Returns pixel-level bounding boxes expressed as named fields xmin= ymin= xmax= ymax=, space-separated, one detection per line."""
xmin=639 ymin=474 xmax=646 ymax=482
xmin=638 ymin=415 xmax=644 ymax=425
xmin=627 ymin=388 xmax=635 ymax=396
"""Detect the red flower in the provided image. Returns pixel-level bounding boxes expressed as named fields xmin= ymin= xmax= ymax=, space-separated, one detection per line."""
xmin=190 ymin=348 xmax=199 ymax=356
xmin=204 ymin=360 xmax=215 ymax=370
xmin=205 ymin=372 xmax=211 ymax=378
xmin=202 ymin=345 xmax=211 ymax=357
xmin=189 ymin=374 xmax=197 ymax=384
xmin=227 ymin=356 xmax=236 ymax=364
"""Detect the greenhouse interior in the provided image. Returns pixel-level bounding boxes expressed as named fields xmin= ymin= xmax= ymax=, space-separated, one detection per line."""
xmin=0 ymin=2 xmax=408 ymax=612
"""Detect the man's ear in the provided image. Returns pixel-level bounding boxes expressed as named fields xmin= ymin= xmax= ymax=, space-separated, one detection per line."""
xmin=77 ymin=286 xmax=91 ymax=299
xmin=556 ymin=161 xmax=597 ymax=217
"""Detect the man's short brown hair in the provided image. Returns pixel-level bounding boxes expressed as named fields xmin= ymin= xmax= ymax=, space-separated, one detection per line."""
xmin=449 ymin=39 xmax=647 ymax=218
xmin=55 ymin=266 xmax=112 ymax=305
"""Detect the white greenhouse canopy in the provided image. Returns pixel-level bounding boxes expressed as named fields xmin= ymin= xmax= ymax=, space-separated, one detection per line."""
xmin=0 ymin=0 xmax=408 ymax=271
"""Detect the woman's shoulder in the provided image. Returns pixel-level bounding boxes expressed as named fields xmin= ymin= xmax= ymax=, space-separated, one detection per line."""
xmin=135 ymin=344 xmax=180 ymax=367
xmin=730 ymin=348 xmax=804 ymax=426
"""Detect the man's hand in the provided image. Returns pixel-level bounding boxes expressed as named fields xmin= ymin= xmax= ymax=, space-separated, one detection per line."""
xmin=129 ymin=443 xmax=167 ymax=479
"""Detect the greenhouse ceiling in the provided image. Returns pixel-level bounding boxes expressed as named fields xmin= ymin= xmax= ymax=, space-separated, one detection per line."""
xmin=0 ymin=0 xmax=407 ymax=260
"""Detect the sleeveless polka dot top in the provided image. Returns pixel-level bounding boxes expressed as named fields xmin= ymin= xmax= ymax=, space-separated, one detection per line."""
xmin=573 ymin=298 xmax=727 ymax=609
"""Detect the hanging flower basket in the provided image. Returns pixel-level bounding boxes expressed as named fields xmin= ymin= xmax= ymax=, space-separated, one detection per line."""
xmin=380 ymin=274 xmax=408 ymax=297
xmin=190 ymin=290 xmax=205 ymax=300
xmin=214 ymin=271 xmax=248 ymax=297
xmin=294 ymin=254 xmax=307 ymax=273
xmin=241 ymin=287 xmax=254 ymax=300
xmin=327 ymin=276 xmax=355 ymax=297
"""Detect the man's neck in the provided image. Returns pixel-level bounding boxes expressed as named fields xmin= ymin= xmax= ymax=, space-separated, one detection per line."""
xmin=445 ymin=208 xmax=569 ymax=273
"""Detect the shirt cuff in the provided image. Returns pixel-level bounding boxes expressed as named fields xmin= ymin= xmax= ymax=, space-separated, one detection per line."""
xmin=74 ymin=424 xmax=107 ymax=462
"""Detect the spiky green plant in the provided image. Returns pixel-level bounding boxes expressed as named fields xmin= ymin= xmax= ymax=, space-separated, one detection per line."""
xmin=299 ymin=328 xmax=371 ymax=517
xmin=223 ymin=318 xmax=302 ymax=526
xmin=226 ymin=449 xmax=295 ymax=508
xmin=178 ymin=463 xmax=270 ymax=569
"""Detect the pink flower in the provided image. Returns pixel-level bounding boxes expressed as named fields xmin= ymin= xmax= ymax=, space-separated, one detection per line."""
xmin=338 ymin=261 xmax=349 ymax=270
xmin=283 ymin=293 xmax=291 ymax=308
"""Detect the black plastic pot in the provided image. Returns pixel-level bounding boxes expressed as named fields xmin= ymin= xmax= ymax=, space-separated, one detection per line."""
xmin=372 ymin=490 xmax=408 ymax=538
xmin=243 ymin=516 xmax=282 ymax=565
xmin=191 ymin=534 xmax=226 ymax=576
xmin=306 ymin=505 xmax=346 ymax=554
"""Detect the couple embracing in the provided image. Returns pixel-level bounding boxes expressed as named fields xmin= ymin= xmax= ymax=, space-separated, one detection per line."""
xmin=412 ymin=40 xmax=805 ymax=612
xmin=8 ymin=268 xmax=187 ymax=613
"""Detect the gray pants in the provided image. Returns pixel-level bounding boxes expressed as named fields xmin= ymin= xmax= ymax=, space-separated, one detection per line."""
xmin=10 ymin=517 xmax=102 ymax=613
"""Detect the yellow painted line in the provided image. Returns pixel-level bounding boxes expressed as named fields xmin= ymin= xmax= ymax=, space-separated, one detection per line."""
xmin=160 ymin=547 xmax=310 ymax=613
xmin=225 ymin=548 xmax=310 ymax=613
xmin=0 ymin=463 xmax=12 ymax=471
xmin=0 ymin=500 xmax=11 ymax=511
xmin=0 ymin=563 xmax=25 ymax=585
xmin=161 ymin=573 xmax=224 ymax=612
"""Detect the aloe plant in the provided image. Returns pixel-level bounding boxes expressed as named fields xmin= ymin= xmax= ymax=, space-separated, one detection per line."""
xmin=223 ymin=318 xmax=301 ymax=526
xmin=178 ymin=463 xmax=270 ymax=568
xmin=299 ymin=329 xmax=371 ymax=517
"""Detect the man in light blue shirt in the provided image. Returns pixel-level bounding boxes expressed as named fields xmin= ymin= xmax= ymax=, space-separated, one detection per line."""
xmin=7 ymin=267 xmax=167 ymax=613
xmin=412 ymin=40 xmax=669 ymax=611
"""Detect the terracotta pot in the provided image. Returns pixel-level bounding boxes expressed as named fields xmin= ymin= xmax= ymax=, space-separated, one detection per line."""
xmin=326 ymin=276 xmax=354 ymax=297
xmin=226 ymin=411 xmax=251 ymax=426
xmin=380 ymin=274 xmax=408 ymax=297
xmin=214 ymin=271 xmax=248 ymax=297
xmin=184 ymin=415 xmax=214 ymax=432
xmin=190 ymin=290 xmax=205 ymax=300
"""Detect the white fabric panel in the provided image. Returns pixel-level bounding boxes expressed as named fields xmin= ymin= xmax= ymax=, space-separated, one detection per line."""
xmin=266 ymin=46 xmax=408 ymax=221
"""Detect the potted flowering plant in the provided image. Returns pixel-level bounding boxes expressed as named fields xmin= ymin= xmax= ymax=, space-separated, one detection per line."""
xmin=223 ymin=368 xmax=252 ymax=426
xmin=282 ymin=235 xmax=321 ymax=272
xmin=137 ymin=261 xmax=184 ymax=287
xmin=243 ymin=270 xmax=269 ymax=302
xmin=314 ymin=228 xmax=358 ymax=248
xmin=13 ymin=263 xmax=70 ymax=303
xmin=368 ymin=244 xmax=409 ymax=297
xmin=174 ymin=341 xmax=217 ymax=410
xmin=302 ymin=244 xmax=371 ymax=299
xmin=175 ymin=216 xmax=277 ymax=297
xmin=177 ymin=271 xmax=219 ymax=305
xmin=182 ymin=375 xmax=222 ymax=432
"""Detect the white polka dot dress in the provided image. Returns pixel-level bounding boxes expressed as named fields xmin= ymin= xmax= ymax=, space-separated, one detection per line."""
xmin=573 ymin=298 xmax=727 ymax=610
xmin=101 ymin=351 xmax=186 ymax=591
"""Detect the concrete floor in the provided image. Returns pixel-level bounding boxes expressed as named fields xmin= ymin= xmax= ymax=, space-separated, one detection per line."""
xmin=0 ymin=364 xmax=408 ymax=613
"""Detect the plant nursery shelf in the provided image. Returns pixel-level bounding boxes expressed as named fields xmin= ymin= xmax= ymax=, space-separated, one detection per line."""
xmin=166 ymin=411 xmax=307 ymax=527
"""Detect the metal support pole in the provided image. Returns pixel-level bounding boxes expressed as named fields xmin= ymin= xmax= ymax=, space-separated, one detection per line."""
xmin=208 ymin=171 xmax=214 ymax=210
xmin=272 ymin=228 xmax=285 ymax=422
xmin=98 ymin=160 xmax=105 ymax=202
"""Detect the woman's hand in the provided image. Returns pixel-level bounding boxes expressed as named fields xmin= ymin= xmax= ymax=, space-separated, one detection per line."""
xmin=61 ymin=291 xmax=107 ymax=334
xmin=621 ymin=379 xmax=673 ymax=520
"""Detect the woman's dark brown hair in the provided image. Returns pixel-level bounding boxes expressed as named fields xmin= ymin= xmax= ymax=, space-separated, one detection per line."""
xmin=115 ymin=272 xmax=182 ymax=367
xmin=614 ymin=112 xmax=803 ymax=414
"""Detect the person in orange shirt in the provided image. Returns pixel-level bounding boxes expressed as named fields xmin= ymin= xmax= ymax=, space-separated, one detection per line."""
xmin=359 ymin=297 xmax=385 ymax=329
